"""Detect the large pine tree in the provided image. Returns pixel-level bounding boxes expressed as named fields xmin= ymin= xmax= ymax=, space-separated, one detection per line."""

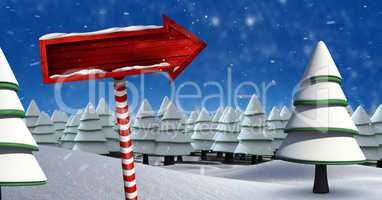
xmin=0 ymin=48 xmax=46 ymax=195
xmin=276 ymin=41 xmax=365 ymax=194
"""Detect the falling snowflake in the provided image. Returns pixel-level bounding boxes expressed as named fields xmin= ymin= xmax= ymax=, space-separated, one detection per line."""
xmin=211 ymin=16 xmax=220 ymax=27
xmin=245 ymin=16 xmax=256 ymax=27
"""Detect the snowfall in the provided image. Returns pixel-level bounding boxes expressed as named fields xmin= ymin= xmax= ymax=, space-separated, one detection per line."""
xmin=3 ymin=146 xmax=382 ymax=200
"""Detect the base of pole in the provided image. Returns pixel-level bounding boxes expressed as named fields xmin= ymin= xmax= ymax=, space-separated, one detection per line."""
xmin=142 ymin=154 xmax=149 ymax=165
xmin=313 ymin=164 xmax=329 ymax=194
xmin=201 ymin=151 xmax=208 ymax=160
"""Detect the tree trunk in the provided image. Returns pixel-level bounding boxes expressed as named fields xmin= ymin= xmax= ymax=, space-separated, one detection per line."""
xmin=0 ymin=186 xmax=2 ymax=200
xmin=240 ymin=154 xmax=246 ymax=160
xmin=201 ymin=151 xmax=208 ymax=160
xmin=177 ymin=156 xmax=183 ymax=162
xmin=217 ymin=152 xmax=223 ymax=158
xmin=224 ymin=153 xmax=234 ymax=163
xmin=377 ymin=160 xmax=382 ymax=168
xmin=257 ymin=155 xmax=263 ymax=162
xmin=142 ymin=154 xmax=149 ymax=165
xmin=164 ymin=156 xmax=175 ymax=166
xmin=251 ymin=155 xmax=257 ymax=164
xmin=313 ymin=164 xmax=329 ymax=194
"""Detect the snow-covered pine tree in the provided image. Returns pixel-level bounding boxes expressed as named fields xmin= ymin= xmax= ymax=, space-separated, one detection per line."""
xmin=185 ymin=110 xmax=199 ymax=155
xmin=267 ymin=107 xmax=284 ymax=151
xmin=73 ymin=103 xmax=109 ymax=155
xmin=155 ymin=101 xmax=193 ymax=165
xmin=276 ymin=41 xmax=365 ymax=194
xmin=191 ymin=108 xmax=213 ymax=160
xmin=51 ymin=110 xmax=68 ymax=141
xmin=211 ymin=106 xmax=224 ymax=157
xmin=235 ymin=95 xmax=273 ymax=164
xmin=0 ymin=48 xmax=46 ymax=194
xmin=157 ymin=96 xmax=170 ymax=119
xmin=96 ymin=98 xmax=119 ymax=155
xmin=212 ymin=107 xmax=240 ymax=163
xmin=371 ymin=104 xmax=382 ymax=167
xmin=131 ymin=99 xmax=157 ymax=165
xmin=24 ymin=100 xmax=41 ymax=132
xmin=32 ymin=112 xmax=58 ymax=146
xmin=347 ymin=105 xmax=354 ymax=115
xmin=61 ymin=110 xmax=82 ymax=149
xmin=352 ymin=106 xmax=379 ymax=161
xmin=280 ymin=106 xmax=292 ymax=128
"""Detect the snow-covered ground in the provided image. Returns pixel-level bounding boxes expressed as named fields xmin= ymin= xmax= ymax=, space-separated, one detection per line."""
xmin=3 ymin=146 xmax=382 ymax=200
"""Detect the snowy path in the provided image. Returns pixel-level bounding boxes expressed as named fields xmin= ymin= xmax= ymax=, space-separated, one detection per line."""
xmin=3 ymin=146 xmax=382 ymax=200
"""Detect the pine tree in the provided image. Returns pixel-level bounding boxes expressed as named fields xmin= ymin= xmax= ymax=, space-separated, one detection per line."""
xmin=191 ymin=108 xmax=213 ymax=160
xmin=157 ymin=96 xmax=170 ymax=119
xmin=155 ymin=101 xmax=193 ymax=165
xmin=267 ymin=107 xmax=284 ymax=151
xmin=280 ymin=106 xmax=292 ymax=128
xmin=0 ymin=48 xmax=46 ymax=194
xmin=212 ymin=107 xmax=240 ymax=163
xmin=32 ymin=112 xmax=58 ymax=145
xmin=61 ymin=110 xmax=82 ymax=149
xmin=211 ymin=106 xmax=224 ymax=157
xmin=73 ymin=103 xmax=109 ymax=155
xmin=276 ymin=41 xmax=365 ymax=194
xmin=24 ymin=100 xmax=41 ymax=132
xmin=235 ymin=95 xmax=273 ymax=164
xmin=352 ymin=106 xmax=379 ymax=161
xmin=371 ymin=104 xmax=382 ymax=167
xmin=96 ymin=98 xmax=120 ymax=155
xmin=51 ymin=110 xmax=68 ymax=141
xmin=185 ymin=110 xmax=199 ymax=156
xmin=132 ymin=99 xmax=157 ymax=165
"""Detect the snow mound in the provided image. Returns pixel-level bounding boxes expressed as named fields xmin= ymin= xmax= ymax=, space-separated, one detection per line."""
xmin=3 ymin=146 xmax=382 ymax=200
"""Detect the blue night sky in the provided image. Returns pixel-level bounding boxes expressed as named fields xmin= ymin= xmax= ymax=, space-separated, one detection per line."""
xmin=0 ymin=0 xmax=381 ymax=115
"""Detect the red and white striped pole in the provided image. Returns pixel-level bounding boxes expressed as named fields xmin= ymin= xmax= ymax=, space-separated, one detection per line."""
xmin=114 ymin=77 xmax=138 ymax=200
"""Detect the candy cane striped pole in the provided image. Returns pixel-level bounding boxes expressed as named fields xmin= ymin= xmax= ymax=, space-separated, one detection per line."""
xmin=114 ymin=77 xmax=138 ymax=200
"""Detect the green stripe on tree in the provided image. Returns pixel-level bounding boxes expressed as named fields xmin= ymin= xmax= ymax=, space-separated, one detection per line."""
xmin=310 ymin=75 xmax=342 ymax=84
xmin=0 ymin=180 xmax=47 ymax=187
xmin=285 ymin=127 xmax=358 ymax=134
xmin=294 ymin=99 xmax=348 ymax=106
xmin=0 ymin=82 xmax=19 ymax=91
xmin=0 ymin=143 xmax=38 ymax=151
xmin=277 ymin=156 xmax=366 ymax=165
xmin=0 ymin=109 xmax=25 ymax=118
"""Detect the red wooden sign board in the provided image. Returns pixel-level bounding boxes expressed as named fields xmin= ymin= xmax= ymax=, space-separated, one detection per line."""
xmin=39 ymin=15 xmax=206 ymax=84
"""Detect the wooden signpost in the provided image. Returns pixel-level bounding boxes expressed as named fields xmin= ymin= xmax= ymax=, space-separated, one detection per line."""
xmin=39 ymin=15 xmax=206 ymax=200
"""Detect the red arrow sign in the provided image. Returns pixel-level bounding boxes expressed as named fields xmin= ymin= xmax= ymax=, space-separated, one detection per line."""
xmin=39 ymin=15 xmax=206 ymax=84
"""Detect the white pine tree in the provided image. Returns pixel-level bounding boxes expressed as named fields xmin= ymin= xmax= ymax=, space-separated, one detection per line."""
xmin=96 ymin=98 xmax=119 ymax=154
xmin=235 ymin=95 xmax=273 ymax=164
xmin=32 ymin=112 xmax=58 ymax=145
xmin=371 ymin=104 xmax=382 ymax=167
xmin=0 ymin=47 xmax=46 ymax=190
xmin=352 ymin=106 xmax=379 ymax=161
xmin=61 ymin=110 xmax=82 ymax=149
xmin=51 ymin=110 xmax=68 ymax=141
xmin=185 ymin=110 xmax=199 ymax=153
xmin=212 ymin=107 xmax=240 ymax=163
xmin=276 ymin=41 xmax=365 ymax=194
xmin=73 ymin=103 xmax=109 ymax=155
xmin=267 ymin=107 xmax=284 ymax=150
xmin=191 ymin=108 xmax=213 ymax=160
xmin=24 ymin=100 xmax=41 ymax=132
xmin=131 ymin=99 xmax=157 ymax=165
xmin=155 ymin=101 xmax=193 ymax=165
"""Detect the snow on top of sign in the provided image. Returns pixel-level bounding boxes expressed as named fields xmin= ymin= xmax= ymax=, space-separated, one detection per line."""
xmin=49 ymin=62 xmax=170 ymax=79
xmin=40 ymin=25 xmax=163 ymax=40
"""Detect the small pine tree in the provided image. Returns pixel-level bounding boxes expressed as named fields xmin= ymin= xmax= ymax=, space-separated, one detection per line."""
xmin=132 ymin=99 xmax=157 ymax=165
xmin=73 ymin=103 xmax=109 ymax=155
xmin=235 ymin=95 xmax=273 ymax=164
xmin=191 ymin=108 xmax=213 ymax=160
xmin=51 ymin=110 xmax=68 ymax=141
xmin=267 ymin=107 xmax=284 ymax=151
xmin=371 ymin=104 xmax=382 ymax=167
xmin=24 ymin=100 xmax=41 ymax=132
xmin=96 ymin=98 xmax=119 ymax=154
xmin=61 ymin=110 xmax=82 ymax=149
xmin=32 ymin=112 xmax=58 ymax=146
xmin=352 ymin=106 xmax=379 ymax=161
